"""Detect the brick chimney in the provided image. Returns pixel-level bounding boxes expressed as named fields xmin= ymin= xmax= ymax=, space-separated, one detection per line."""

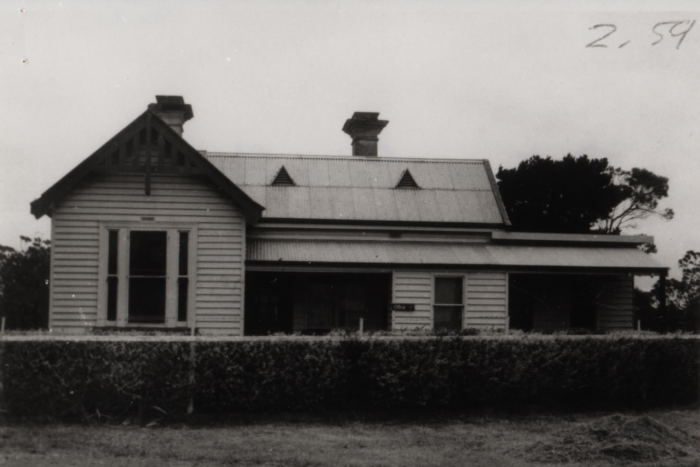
xmin=342 ymin=112 xmax=389 ymax=157
xmin=148 ymin=96 xmax=193 ymax=137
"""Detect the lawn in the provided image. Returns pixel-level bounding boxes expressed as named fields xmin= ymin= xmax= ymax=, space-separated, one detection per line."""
xmin=0 ymin=408 xmax=698 ymax=467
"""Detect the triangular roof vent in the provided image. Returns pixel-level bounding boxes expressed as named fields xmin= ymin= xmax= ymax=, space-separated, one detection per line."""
xmin=396 ymin=169 xmax=419 ymax=189
xmin=271 ymin=166 xmax=295 ymax=186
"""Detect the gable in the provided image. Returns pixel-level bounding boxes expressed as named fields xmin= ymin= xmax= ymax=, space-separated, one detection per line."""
xmin=30 ymin=111 xmax=264 ymax=220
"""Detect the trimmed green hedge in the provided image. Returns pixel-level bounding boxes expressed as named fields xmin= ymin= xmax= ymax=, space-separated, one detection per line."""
xmin=2 ymin=341 xmax=192 ymax=418
xmin=194 ymin=341 xmax=349 ymax=412
xmin=352 ymin=338 xmax=699 ymax=408
xmin=2 ymin=337 xmax=698 ymax=419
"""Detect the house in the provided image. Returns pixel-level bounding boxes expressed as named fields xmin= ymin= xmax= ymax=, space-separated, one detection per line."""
xmin=30 ymin=96 xmax=668 ymax=335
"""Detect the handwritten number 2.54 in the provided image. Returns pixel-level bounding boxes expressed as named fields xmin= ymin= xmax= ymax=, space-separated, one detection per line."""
xmin=586 ymin=20 xmax=696 ymax=49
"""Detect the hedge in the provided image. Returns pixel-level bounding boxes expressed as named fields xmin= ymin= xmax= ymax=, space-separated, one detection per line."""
xmin=1 ymin=341 xmax=192 ymax=419
xmin=2 ymin=336 xmax=698 ymax=419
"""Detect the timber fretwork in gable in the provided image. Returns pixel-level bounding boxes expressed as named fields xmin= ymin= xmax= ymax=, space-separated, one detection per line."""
xmin=31 ymin=109 xmax=264 ymax=220
xmin=95 ymin=112 xmax=203 ymax=195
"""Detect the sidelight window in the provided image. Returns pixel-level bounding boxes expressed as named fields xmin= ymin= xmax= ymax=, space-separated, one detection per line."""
xmin=177 ymin=231 xmax=189 ymax=322
xmin=106 ymin=230 xmax=119 ymax=321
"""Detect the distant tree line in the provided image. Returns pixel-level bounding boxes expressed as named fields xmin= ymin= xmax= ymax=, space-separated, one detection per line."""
xmin=636 ymin=251 xmax=700 ymax=332
xmin=0 ymin=236 xmax=50 ymax=330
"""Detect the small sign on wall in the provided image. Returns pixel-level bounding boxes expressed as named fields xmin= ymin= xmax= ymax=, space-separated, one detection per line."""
xmin=391 ymin=303 xmax=415 ymax=311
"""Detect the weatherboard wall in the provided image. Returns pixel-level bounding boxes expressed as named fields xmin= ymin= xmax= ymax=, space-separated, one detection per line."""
xmin=50 ymin=172 xmax=246 ymax=335
xmin=596 ymin=275 xmax=634 ymax=330
xmin=392 ymin=270 xmax=508 ymax=330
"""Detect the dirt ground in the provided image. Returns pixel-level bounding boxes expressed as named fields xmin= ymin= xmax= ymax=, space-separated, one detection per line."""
xmin=0 ymin=408 xmax=697 ymax=467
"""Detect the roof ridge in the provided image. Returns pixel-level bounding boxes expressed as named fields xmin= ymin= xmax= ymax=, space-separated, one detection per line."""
xmin=249 ymin=185 xmax=492 ymax=192
xmin=205 ymin=152 xmax=486 ymax=164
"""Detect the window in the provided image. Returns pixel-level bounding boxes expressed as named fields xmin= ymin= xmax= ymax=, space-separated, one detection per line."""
xmin=434 ymin=276 xmax=464 ymax=330
xmin=100 ymin=225 xmax=193 ymax=327
xmin=177 ymin=231 xmax=189 ymax=322
xmin=128 ymin=231 xmax=167 ymax=323
xmin=106 ymin=230 xmax=119 ymax=321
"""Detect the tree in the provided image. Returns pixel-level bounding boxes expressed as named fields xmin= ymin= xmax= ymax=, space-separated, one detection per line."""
xmin=0 ymin=236 xmax=51 ymax=330
xmin=642 ymin=250 xmax=700 ymax=332
xmin=658 ymin=250 xmax=700 ymax=312
xmin=496 ymin=155 xmax=673 ymax=235
xmin=596 ymin=168 xmax=674 ymax=234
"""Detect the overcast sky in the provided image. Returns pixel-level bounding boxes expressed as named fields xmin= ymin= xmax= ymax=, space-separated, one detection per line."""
xmin=1 ymin=1 xmax=698 ymax=288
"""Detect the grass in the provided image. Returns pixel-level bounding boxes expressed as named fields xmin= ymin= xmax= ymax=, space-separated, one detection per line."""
xmin=0 ymin=408 xmax=697 ymax=467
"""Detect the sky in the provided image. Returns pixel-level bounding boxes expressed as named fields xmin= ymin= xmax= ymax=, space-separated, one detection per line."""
xmin=1 ymin=0 xmax=698 ymax=289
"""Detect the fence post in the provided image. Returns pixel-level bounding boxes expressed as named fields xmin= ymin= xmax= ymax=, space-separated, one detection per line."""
xmin=359 ymin=318 xmax=364 ymax=337
xmin=187 ymin=333 xmax=195 ymax=415
xmin=185 ymin=320 xmax=197 ymax=414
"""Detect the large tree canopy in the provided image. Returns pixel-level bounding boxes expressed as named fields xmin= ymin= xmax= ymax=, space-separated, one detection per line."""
xmin=0 ymin=236 xmax=50 ymax=330
xmin=496 ymin=155 xmax=673 ymax=234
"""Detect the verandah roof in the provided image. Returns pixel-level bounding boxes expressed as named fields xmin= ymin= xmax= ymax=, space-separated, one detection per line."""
xmin=246 ymin=239 xmax=666 ymax=274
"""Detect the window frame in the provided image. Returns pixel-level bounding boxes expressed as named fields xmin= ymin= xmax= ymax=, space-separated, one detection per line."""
xmin=97 ymin=222 xmax=197 ymax=328
xmin=431 ymin=273 xmax=466 ymax=330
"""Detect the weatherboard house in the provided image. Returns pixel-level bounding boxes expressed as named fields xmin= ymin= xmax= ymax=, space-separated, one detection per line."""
xmin=31 ymin=97 xmax=667 ymax=335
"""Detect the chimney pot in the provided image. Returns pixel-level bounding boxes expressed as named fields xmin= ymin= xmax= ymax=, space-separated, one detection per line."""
xmin=148 ymin=96 xmax=193 ymax=137
xmin=342 ymin=112 xmax=389 ymax=157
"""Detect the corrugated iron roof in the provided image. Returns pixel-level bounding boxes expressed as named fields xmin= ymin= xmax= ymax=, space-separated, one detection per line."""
xmin=491 ymin=231 xmax=655 ymax=245
xmin=206 ymin=153 xmax=507 ymax=224
xmin=247 ymin=239 xmax=666 ymax=271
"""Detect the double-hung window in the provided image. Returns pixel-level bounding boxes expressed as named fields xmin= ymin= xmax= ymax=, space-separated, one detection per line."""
xmin=433 ymin=276 xmax=464 ymax=331
xmin=100 ymin=225 xmax=194 ymax=327
xmin=128 ymin=231 xmax=167 ymax=323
